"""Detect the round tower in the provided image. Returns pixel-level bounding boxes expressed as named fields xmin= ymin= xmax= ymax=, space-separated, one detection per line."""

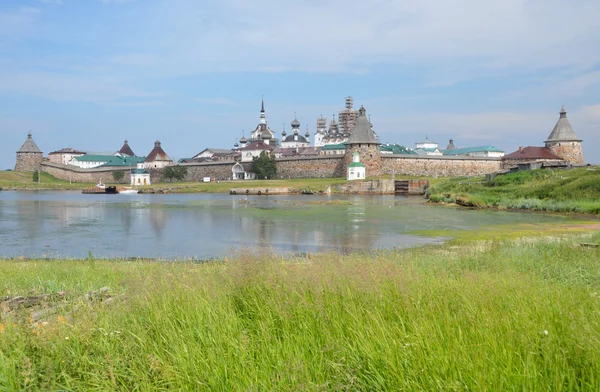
xmin=344 ymin=106 xmax=380 ymax=177
xmin=544 ymin=106 xmax=584 ymax=164
xmin=15 ymin=130 xmax=43 ymax=172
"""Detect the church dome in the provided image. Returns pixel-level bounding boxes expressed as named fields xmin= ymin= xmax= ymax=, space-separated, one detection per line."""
xmin=291 ymin=118 xmax=300 ymax=128
xmin=240 ymin=136 xmax=247 ymax=143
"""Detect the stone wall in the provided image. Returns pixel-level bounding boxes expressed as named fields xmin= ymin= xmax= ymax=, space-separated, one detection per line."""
xmin=276 ymin=156 xmax=345 ymax=178
xmin=344 ymin=144 xmax=381 ymax=177
xmin=339 ymin=179 xmax=395 ymax=194
xmin=545 ymin=141 xmax=584 ymax=164
xmin=381 ymin=155 xmax=502 ymax=177
xmin=41 ymin=162 xmax=132 ymax=183
xmin=181 ymin=162 xmax=237 ymax=181
xmin=40 ymin=155 xmax=506 ymax=183
xmin=15 ymin=152 xmax=43 ymax=172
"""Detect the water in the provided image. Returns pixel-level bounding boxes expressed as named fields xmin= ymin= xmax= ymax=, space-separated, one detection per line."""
xmin=0 ymin=191 xmax=578 ymax=259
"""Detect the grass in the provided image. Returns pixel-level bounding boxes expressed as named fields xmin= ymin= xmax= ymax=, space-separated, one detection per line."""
xmin=0 ymin=171 xmax=94 ymax=190
xmin=2 ymin=232 xmax=600 ymax=390
xmin=428 ymin=167 xmax=600 ymax=214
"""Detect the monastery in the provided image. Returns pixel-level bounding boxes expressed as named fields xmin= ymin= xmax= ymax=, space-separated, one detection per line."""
xmin=15 ymin=99 xmax=585 ymax=184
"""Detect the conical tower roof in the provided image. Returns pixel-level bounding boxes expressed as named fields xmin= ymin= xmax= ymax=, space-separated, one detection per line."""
xmin=119 ymin=139 xmax=136 ymax=156
xmin=347 ymin=106 xmax=379 ymax=144
xmin=144 ymin=140 xmax=171 ymax=162
xmin=17 ymin=130 xmax=42 ymax=153
xmin=546 ymin=106 xmax=581 ymax=142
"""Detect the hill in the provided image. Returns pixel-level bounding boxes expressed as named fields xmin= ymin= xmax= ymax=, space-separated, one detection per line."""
xmin=428 ymin=167 xmax=600 ymax=214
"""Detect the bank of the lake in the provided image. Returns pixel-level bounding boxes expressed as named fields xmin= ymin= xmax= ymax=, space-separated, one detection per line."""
xmin=428 ymin=167 xmax=600 ymax=214
xmin=1 ymin=232 xmax=600 ymax=390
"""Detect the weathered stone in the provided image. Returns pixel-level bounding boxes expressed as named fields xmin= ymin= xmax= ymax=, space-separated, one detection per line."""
xmin=276 ymin=156 xmax=345 ymax=178
xmin=545 ymin=141 xmax=584 ymax=165
xmin=381 ymin=155 xmax=502 ymax=177
xmin=344 ymin=144 xmax=381 ymax=177
xmin=15 ymin=152 xmax=43 ymax=172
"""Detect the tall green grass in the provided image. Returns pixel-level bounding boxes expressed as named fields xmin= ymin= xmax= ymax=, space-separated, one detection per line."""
xmin=1 ymin=234 xmax=600 ymax=390
xmin=428 ymin=167 xmax=600 ymax=214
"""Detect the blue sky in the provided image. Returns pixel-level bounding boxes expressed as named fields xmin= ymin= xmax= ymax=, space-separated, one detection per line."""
xmin=1 ymin=0 xmax=599 ymax=169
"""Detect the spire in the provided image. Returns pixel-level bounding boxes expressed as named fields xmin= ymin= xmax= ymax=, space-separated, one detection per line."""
xmin=259 ymin=98 xmax=266 ymax=124
xmin=27 ymin=129 xmax=32 ymax=139
xmin=546 ymin=105 xmax=581 ymax=142
xmin=261 ymin=96 xmax=265 ymax=113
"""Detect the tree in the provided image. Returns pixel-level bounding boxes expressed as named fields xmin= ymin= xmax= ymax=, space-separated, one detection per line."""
xmin=32 ymin=170 xmax=39 ymax=183
xmin=252 ymin=151 xmax=277 ymax=180
xmin=112 ymin=170 xmax=124 ymax=183
xmin=162 ymin=165 xmax=188 ymax=183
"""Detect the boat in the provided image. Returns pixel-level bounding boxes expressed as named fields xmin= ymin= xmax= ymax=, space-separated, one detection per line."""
xmin=119 ymin=189 xmax=139 ymax=195
xmin=119 ymin=187 xmax=139 ymax=195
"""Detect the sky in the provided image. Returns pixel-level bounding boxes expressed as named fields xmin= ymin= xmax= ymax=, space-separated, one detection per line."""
xmin=1 ymin=0 xmax=599 ymax=169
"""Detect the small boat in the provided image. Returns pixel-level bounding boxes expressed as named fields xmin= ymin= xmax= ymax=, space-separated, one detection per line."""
xmin=119 ymin=189 xmax=139 ymax=195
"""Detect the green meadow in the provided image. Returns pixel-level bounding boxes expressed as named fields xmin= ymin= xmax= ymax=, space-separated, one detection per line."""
xmin=428 ymin=167 xmax=600 ymax=214
xmin=2 ymin=231 xmax=600 ymax=390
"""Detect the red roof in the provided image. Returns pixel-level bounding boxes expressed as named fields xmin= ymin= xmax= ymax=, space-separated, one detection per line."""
xmin=241 ymin=141 xmax=275 ymax=151
xmin=502 ymin=146 xmax=561 ymax=160
xmin=144 ymin=140 xmax=171 ymax=162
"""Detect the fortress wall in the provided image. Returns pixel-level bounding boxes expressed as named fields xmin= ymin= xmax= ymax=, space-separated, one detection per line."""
xmin=181 ymin=162 xmax=236 ymax=181
xmin=275 ymin=156 xmax=345 ymax=178
xmin=381 ymin=155 xmax=502 ymax=177
xmin=41 ymin=162 xmax=132 ymax=183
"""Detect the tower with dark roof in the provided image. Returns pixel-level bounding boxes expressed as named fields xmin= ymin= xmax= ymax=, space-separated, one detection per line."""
xmin=344 ymin=105 xmax=381 ymax=176
xmin=544 ymin=106 xmax=584 ymax=164
xmin=119 ymin=139 xmax=136 ymax=157
xmin=15 ymin=130 xmax=43 ymax=171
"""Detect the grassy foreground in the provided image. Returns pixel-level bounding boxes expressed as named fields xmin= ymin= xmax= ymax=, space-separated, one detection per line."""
xmin=2 ymin=233 xmax=600 ymax=390
xmin=428 ymin=167 xmax=600 ymax=214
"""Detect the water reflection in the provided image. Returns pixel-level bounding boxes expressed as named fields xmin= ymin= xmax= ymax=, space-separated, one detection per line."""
xmin=0 ymin=191 xmax=586 ymax=259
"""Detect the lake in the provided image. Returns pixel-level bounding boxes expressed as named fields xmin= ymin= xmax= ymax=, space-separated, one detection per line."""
xmin=0 ymin=191 xmax=579 ymax=259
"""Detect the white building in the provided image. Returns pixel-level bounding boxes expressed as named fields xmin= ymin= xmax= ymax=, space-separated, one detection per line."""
xmin=280 ymin=117 xmax=311 ymax=148
xmin=314 ymin=115 xmax=328 ymax=147
xmin=48 ymin=148 xmax=86 ymax=165
xmin=414 ymin=137 xmax=442 ymax=156
xmin=239 ymin=141 xmax=274 ymax=162
xmin=131 ymin=168 xmax=151 ymax=186
xmin=232 ymin=162 xmax=256 ymax=180
xmin=347 ymin=152 xmax=366 ymax=180
xmin=142 ymin=140 xmax=172 ymax=169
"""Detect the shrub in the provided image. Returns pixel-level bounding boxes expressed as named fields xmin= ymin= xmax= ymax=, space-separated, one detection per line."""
xmin=112 ymin=171 xmax=124 ymax=183
xmin=162 ymin=165 xmax=188 ymax=183
xmin=252 ymin=151 xmax=277 ymax=180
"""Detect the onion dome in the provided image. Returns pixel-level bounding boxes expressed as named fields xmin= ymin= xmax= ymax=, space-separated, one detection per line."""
xmin=305 ymin=130 xmax=310 ymax=139
xmin=240 ymin=136 xmax=247 ymax=144
xmin=234 ymin=142 xmax=239 ymax=148
xmin=291 ymin=118 xmax=300 ymax=128
xmin=282 ymin=130 xmax=287 ymax=137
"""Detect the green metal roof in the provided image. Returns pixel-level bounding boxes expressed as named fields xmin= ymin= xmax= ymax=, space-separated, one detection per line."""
xmin=348 ymin=162 xmax=366 ymax=168
xmin=380 ymin=144 xmax=417 ymax=155
xmin=73 ymin=154 xmax=114 ymax=162
xmin=442 ymin=146 xmax=503 ymax=156
xmin=321 ymin=143 xmax=346 ymax=150
xmin=131 ymin=168 xmax=150 ymax=174
xmin=101 ymin=156 xmax=146 ymax=167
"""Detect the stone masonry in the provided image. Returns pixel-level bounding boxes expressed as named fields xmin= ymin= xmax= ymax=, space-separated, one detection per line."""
xmin=544 ymin=142 xmax=584 ymax=165
xmin=381 ymin=155 xmax=502 ymax=177
xmin=41 ymin=162 xmax=132 ymax=183
xmin=344 ymin=144 xmax=381 ymax=177
xmin=277 ymin=156 xmax=345 ymax=178
xmin=15 ymin=152 xmax=43 ymax=172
